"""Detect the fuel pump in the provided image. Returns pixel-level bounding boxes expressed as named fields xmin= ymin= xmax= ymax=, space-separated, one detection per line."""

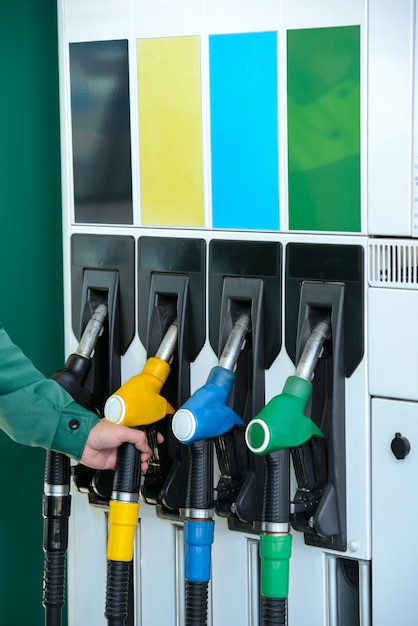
xmin=208 ymin=239 xmax=282 ymax=534
xmin=103 ymin=318 xmax=178 ymax=626
xmin=42 ymin=303 xmax=108 ymax=626
xmin=137 ymin=236 xmax=206 ymax=519
xmin=172 ymin=313 xmax=251 ymax=626
xmin=70 ymin=233 xmax=135 ymax=506
xmin=246 ymin=316 xmax=331 ymax=625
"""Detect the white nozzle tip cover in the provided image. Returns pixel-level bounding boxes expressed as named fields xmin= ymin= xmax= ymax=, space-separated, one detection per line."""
xmin=245 ymin=418 xmax=270 ymax=454
xmin=104 ymin=395 xmax=126 ymax=424
xmin=172 ymin=409 xmax=196 ymax=443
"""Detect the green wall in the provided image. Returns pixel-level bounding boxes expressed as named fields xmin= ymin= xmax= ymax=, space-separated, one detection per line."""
xmin=0 ymin=1 xmax=64 ymax=623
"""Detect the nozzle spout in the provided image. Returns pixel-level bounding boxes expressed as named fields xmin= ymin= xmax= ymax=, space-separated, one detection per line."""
xmin=104 ymin=317 xmax=178 ymax=427
xmin=155 ymin=317 xmax=179 ymax=364
xmin=218 ymin=313 xmax=251 ymax=371
xmin=295 ymin=317 xmax=331 ymax=382
xmin=76 ymin=303 xmax=108 ymax=359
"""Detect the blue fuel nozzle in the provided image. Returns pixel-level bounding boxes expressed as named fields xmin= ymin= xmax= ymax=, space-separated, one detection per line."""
xmin=172 ymin=366 xmax=244 ymax=443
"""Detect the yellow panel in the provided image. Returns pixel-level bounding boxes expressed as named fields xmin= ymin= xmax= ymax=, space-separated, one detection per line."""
xmin=137 ymin=36 xmax=204 ymax=226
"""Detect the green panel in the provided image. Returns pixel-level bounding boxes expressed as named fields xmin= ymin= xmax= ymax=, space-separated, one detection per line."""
xmin=0 ymin=1 xmax=64 ymax=624
xmin=287 ymin=26 xmax=361 ymax=232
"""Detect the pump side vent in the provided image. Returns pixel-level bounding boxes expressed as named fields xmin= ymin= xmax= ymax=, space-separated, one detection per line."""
xmin=369 ymin=239 xmax=418 ymax=288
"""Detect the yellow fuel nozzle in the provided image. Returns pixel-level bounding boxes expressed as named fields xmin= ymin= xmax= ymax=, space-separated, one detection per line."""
xmin=104 ymin=316 xmax=178 ymax=426
xmin=104 ymin=318 xmax=179 ymax=624
xmin=104 ymin=356 xmax=175 ymax=426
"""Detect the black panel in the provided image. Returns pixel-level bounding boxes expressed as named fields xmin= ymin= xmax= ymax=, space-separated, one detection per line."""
xmin=291 ymin=282 xmax=347 ymax=551
xmin=209 ymin=240 xmax=282 ymax=533
xmin=285 ymin=243 xmax=364 ymax=377
xmin=337 ymin=558 xmax=361 ymax=626
xmin=71 ymin=234 xmax=135 ymax=354
xmin=285 ymin=244 xmax=364 ymax=551
xmin=138 ymin=237 xmax=206 ymax=361
xmin=70 ymin=40 xmax=133 ymax=224
xmin=71 ymin=234 xmax=135 ymax=514
xmin=137 ymin=236 xmax=206 ymax=519
xmin=209 ymin=239 xmax=282 ymax=368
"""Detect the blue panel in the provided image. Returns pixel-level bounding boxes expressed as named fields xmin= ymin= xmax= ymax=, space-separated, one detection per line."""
xmin=210 ymin=32 xmax=279 ymax=230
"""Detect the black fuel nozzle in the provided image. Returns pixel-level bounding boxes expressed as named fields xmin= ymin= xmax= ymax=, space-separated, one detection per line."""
xmin=42 ymin=303 xmax=108 ymax=626
xmin=50 ymin=303 xmax=108 ymax=408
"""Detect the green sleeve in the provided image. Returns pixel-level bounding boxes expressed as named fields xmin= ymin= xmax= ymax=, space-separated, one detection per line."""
xmin=0 ymin=321 xmax=100 ymax=461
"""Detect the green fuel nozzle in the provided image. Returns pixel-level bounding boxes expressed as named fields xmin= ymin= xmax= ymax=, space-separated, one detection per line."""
xmin=245 ymin=317 xmax=331 ymax=456
xmin=245 ymin=375 xmax=323 ymax=454
xmin=247 ymin=317 xmax=331 ymax=623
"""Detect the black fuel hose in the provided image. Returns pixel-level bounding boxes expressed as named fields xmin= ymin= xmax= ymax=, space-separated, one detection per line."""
xmin=263 ymin=450 xmax=289 ymax=524
xmin=43 ymin=352 xmax=91 ymax=626
xmin=42 ymin=303 xmax=107 ymax=626
xmin=42 ymin=450 xmax=71 ymax=626
xmin=262 ymin=598 xmax=287 ymax=625
xmin=188 ymin=440 xmax=213 ymax=510
xmin=185 ymin=582 xmax=209 ymax=626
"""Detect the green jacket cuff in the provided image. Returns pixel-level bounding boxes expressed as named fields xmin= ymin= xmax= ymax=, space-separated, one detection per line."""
xmin=50 ymin=401 xmax=100 ymax=461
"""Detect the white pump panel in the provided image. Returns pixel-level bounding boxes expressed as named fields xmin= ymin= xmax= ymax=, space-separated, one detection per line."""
xmin=56 ymin=1 xmax=418 ymax=625
xmin=368 ymin=0 xmax=416 ymax=236
xmin=371 ymin=398 xmax=418 ymax=626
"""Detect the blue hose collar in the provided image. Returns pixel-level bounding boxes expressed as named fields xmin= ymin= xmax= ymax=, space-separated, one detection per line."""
xmin=184 ymin=519 xmax=215 ymax=583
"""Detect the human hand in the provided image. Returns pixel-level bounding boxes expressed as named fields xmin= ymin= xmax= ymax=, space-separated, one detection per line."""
xmin=80 ymin=418 xmax=160 ymax=472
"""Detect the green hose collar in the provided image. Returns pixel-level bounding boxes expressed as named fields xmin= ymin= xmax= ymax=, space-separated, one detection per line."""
xmin=260 ymin=533 xmax=292 ymax=599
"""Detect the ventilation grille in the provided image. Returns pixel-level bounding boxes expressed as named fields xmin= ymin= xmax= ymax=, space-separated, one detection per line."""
xmin=369 ymin=240 xmax=418 ymax=288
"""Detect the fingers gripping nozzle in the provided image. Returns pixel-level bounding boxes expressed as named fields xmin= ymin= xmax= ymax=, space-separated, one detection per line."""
xmin=245 ymin=317 xmax=331 ymax=455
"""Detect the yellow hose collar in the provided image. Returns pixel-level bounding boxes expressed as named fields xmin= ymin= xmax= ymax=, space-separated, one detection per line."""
xmin=107 ymin=500 xmax=140 ymax=562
